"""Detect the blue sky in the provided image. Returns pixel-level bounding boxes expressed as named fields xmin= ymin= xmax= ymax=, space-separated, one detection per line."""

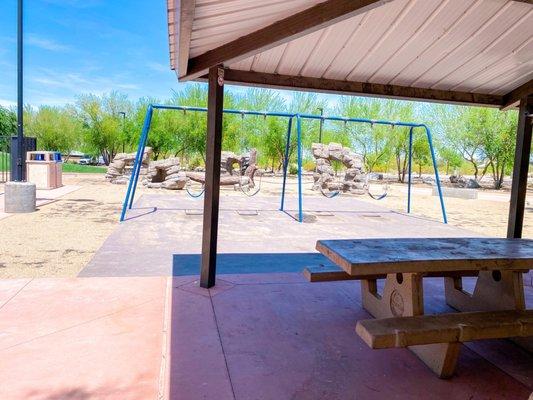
xmin=0 ymin=0 xmax=187 ymax=107
xmin=0 ymin=0 xmax=345 ymax=110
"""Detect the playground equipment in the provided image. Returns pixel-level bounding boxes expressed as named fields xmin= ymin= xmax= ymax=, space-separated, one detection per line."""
xmin=185 ymin=149 xmax=262 ymax=198
xmin=312 ymin=142 xmax=366 ymax=199
xmin=120 ymin=105 xmax=447 ymax=224
xmin=364 ymin=173 xmax=389 ymax=201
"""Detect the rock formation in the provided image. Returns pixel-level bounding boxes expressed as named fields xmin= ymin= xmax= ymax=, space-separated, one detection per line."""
xmin=105 ymin=148 xmax=152 ymax=184
xmin=187 ymin=149 xmax=258 ymax=188
xmin=449 ymin=175 xmax=481 ymax=189
xmin=142 ymin=157 xmax=187 ymax=190
xmin=312 ymin=143 xmax=365 ymax=193
xmin=106 ymin=147 xmax=259 ymax=191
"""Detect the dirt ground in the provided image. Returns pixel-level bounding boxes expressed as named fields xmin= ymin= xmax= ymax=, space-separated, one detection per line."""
xmin=1 ymin=173 xmax=533 ymax=279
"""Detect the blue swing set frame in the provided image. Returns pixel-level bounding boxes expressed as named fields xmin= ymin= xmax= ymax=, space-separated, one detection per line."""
xmin=120 ymin=104 xmax=447 ymax=224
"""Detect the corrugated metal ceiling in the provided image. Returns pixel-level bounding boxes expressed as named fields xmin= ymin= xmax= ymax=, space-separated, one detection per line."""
xmin=170 ymin=0 xmax=533 ymax=97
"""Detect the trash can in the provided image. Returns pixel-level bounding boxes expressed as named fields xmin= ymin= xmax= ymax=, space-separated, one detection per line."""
xmin=26 ymin=151 xmax=63 ymax=189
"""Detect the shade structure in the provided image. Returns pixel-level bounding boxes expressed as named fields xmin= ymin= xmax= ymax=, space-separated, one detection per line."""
xmin=165 ymin=0 xmax=533 ymax=287
xmin=168 ymin=0 xmax=533 ymax=108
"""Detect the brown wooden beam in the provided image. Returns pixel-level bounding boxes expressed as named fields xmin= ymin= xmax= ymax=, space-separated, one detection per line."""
xmin=507 ymin=95 xmax=533 ymax=239
xmin=200 ymin=66 xmax=224 ymax=288
xmin=183 ymin=0 xmax=391 ymax=80
xmin=501 ymin=78 xmax=533 ymax=111
xmin=219 ymin=69 xmax=504 ymax=107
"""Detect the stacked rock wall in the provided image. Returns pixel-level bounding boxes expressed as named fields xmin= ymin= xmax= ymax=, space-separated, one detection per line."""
xmin=312 ymin=143 xmax=365 ymax=193
xmin=142 ymin=158 xmax=187 ymax=190
xmin=106 ymin=148 xmax=257 ymax=191
xmin=105 ymin=148 xmax=152 ymax=184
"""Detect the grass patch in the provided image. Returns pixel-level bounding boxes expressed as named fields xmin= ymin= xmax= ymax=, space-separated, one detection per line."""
xmin=0 ymin=152 xmax=9 ymax=172
xmin=62 ymin=163 xmax=107 ymax=173
xmin=0 ymin=154 xmax=106 ymax=173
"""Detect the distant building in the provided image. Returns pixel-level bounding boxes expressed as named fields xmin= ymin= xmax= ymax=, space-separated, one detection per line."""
xmin=64 ymin=151 xmax=86 ymax=163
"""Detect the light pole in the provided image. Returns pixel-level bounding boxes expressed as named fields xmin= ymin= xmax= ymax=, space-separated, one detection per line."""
xmin=13 ymin=0 xmax=24 ymax=181
xmin=317 ymin=107 xmax=323 ymax=143
xmin=4 ymin=0 xmax=35 ymax=215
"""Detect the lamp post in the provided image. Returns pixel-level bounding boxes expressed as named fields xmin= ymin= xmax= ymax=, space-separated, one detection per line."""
xmin=4 ymin=0 xmax=36 ymax=215
xmin=14 ymin=0 xmax=24 ymax=181
xmin=317 ymin=107 xmax=323 ymax=143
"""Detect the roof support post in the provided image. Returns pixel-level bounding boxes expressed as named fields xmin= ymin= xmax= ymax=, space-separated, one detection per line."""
xmin=200 ymin=66 xmax=224 ymax=288
xmin=507 ymin=95 xmax=533 ymax=238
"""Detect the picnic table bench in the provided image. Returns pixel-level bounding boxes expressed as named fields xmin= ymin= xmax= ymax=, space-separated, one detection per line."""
xmin=306 ymin=238 xmax=533 ymax=378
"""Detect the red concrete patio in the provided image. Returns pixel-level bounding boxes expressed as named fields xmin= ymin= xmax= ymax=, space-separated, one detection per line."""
xmin=1 ymin=273 xmax=532 ymax=400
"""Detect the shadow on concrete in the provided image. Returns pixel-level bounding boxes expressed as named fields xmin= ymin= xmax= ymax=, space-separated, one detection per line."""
xmin=172 ymin=252 xmax=333 ymax=276
xmin=123 ymin=206 xmax=158 ymax=221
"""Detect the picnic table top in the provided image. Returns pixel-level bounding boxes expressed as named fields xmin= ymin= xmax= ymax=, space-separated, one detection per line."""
xmin=316 ymin=238 xmax=533 ymax=276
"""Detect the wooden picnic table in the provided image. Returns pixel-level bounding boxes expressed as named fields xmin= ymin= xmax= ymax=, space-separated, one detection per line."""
xmin=313 ymin=237 xmax=533 ymax=378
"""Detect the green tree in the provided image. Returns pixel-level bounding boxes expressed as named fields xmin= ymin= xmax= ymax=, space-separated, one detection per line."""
xmin=479 ymin=109 xmax=517 ymax=189
xmin=77 ymin=92 xmax=132 ymax=164
xmin=336 ymin=97 xmax=399 ymax=173
xmin=433 ymin=105 xmax=486 ymax=180
xmin=169 ymin=84 xmax=209 ymax=164
xmin=235 ymin=88 xmax=286 ymax=169
xmin=437 ymin=144 xmax=463 ymax=175
xmin=411 ymin=130 xmax=431 ymax=178
xmin=24 ymin=105 xmax=82 ymax=157
xmin=0 ymin=106 xmax=17 ymax=137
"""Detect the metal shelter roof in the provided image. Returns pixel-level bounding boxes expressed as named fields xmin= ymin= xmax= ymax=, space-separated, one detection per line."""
xmin=167 ymin=0 xmax=533 ymax=108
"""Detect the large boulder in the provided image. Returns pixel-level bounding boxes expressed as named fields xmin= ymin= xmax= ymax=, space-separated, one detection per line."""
xmin=162 ymin=179 xmax=186 ymax=190
xmin=327 ymin=143 xmax=344 ymax=162
xmin=143 ymin=157 xmax=186 ymax=190
xmin=312 ymin=143 xmax=329 ymax=159
xmin=449 ymin=174 xmax=480 ymax=189
xmin=311 ymin=142 xmax=366 ymax=194
xmin=105 ymin=147 xmax=152 ymax=184
xmin=465 ymin=178 xmax=481 ymax=189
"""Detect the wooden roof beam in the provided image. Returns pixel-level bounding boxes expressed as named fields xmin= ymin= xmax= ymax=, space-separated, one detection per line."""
xmin=501 ymin=78 xmax=533 ymax=111
xmin=217 ymin=69 xmax=504 ymax=107
xmin=182 ymin=0 xmax=392 ymax=81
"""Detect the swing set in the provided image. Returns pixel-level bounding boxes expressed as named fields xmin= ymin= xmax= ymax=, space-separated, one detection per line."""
xmin=119 ymin=104 xmax=447 ymax=224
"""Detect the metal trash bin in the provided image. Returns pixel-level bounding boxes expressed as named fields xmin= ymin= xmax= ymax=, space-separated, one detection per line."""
xmin=26 ymin=151 xmax=63 ymax=189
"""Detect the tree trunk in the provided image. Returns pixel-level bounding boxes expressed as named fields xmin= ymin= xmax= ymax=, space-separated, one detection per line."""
xmin=401 ymin=155 xmax=407 ymax=183
xmin=396 ymin=153 xmax=402 ymax=182
xmin=473 ymin=164 xmax=479 ymax=181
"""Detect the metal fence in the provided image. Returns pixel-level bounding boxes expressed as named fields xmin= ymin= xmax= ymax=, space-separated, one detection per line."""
xmin=0 ymin=133 xmax=10 ymax=183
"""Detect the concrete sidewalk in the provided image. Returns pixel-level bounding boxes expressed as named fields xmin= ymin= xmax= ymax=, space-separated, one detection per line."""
xmin=0 ymin=277 xmax=167 ymax=400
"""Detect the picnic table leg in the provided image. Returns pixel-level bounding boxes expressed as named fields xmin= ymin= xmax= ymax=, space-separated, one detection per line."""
xmin=444 ymin=270 xmax=531 ymax=352
xmin=444 ymin=271 xmax=525 ymax=312
xmin=361 ymin=273 xmax=461 ymax=378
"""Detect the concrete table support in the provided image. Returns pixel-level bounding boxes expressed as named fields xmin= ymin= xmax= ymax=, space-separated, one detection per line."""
xmin=4 ymin=181 xmax=36 ymax=213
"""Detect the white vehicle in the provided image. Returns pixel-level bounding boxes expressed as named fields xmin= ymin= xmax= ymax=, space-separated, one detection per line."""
xmin=78 ymin=157 xmax=93 ymax=165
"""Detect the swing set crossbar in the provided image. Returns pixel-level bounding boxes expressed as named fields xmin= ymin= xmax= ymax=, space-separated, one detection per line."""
xmin=119 ymin=104 xmax=447 ymax=224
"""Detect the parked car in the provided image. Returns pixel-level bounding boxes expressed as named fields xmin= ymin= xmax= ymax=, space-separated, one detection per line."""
xmin=78 ymin=157 xmax=92 ymax=165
